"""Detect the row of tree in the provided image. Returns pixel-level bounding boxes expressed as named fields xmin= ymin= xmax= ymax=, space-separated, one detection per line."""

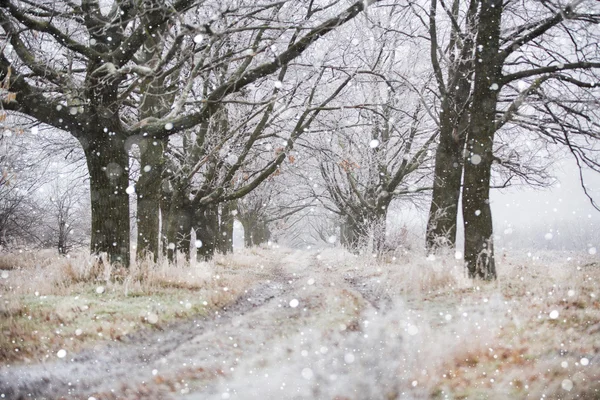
xmin=1 ymin=0 xmax=599 ymax=279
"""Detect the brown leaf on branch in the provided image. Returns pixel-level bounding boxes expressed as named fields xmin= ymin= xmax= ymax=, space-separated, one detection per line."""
xmin=339 ymin=159 xmax=360 ymax=172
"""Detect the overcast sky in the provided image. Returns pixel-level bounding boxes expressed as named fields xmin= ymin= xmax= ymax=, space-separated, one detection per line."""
xmin=490 ymin=158 xmax=600 ymax=253
xmin=388 ymin=158 xmax=600 ymax=254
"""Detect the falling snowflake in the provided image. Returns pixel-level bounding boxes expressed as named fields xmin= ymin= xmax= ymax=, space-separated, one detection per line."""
xmin=561 ymin=379 xmax=573 ymax=391
xmin=301 ymin=367 xmax=313 ymax=379
xmin=344 ymin=353 xmax=355 ymax=363
xmin=407 ymin=324 xmax=419 ymax=335
xmin=147 ymin=313 xmax=159 ymax=324
xmin=470 ymin=154 xmax=482 ymax=165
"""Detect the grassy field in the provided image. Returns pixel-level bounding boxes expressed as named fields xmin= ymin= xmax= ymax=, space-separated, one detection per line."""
xmin=1 ymin=247 xmax=599 ymax=399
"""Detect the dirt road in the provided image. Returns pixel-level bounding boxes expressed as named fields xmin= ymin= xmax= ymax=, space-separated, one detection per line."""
xmin=0 ymin=248 xmax=509 ymax=400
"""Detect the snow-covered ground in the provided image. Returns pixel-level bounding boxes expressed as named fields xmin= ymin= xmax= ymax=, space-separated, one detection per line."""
xmin=1 ymin=247 xmax=599 ymax=399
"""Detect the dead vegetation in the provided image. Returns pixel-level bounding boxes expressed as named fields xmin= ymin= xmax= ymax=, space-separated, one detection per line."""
xmin=1 ymin=246 xmax=599 ymax=399
xmin=0 ymin=248 xmax=270 ymax=365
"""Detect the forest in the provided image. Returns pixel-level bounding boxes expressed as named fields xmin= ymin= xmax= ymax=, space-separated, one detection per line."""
xmin=0 ymin=0 xmax=599 ymax=399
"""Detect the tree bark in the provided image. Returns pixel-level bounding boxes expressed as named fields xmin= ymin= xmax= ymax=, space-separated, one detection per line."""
xmin=217 ymin=201 xmax=235 ymax=254
xmin=372 ymin=209 xmax=387 ymax=255
xmin=84 ymin=135 xmax=131 ymax=266
xmin=165 ymin=189 xmax=193 ymax=263
xmin=426 ymin=114 xmax=466 ymax=250
xmin=57 ymin=220 xmax=68 ymax=255
xmin=426 ymin=0 xmax=476 ymax=252
xmin=462 ymin=0 xmax=503 ymax=280
xmin=339 ymin=208 xmax=388 ymax=254
xmin=239 ymin=216 xmax=270 ymax=248
xmin=253 ymin=220 xmax=271 ymax=246
xmin=136 ymin=138 xmax=167 ymax=262
xmin=340 ymin=216 xmax=359 ymax=249
xmin=195 ymin=205 xmax=218 ymax=260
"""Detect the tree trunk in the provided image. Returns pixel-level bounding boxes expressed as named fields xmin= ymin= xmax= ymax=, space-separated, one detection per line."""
xmin=372 ymin=209 xmax=387 ymax=255
xmin=84 ymin=135 xmax=131 ymax=266
xmin=217 ymin=201 xmax=235 ymax=254
xmin=165 ymin=189 xmax=193 ymax=263
xmin=253 ymin=220 xmax=271 ymax=246
xmin=160 ymin=193 xmax=172 ymax=257
xmin=340 ymin=216 xmax=358 ymax=249
xmin=426 ymin=115 xmax=466 ymax=250
xmin=426 ymin=0 xmax=476 ymax=252
xmin=241 ymin=218 xmax=254 ymax=247
xmin=136 ymin=138 xmax=167 ymax=262
xmin=462 ymin=0 xmax=502 ymax=280
xmin=57 ymin=220 xmax=67 ymax=255
xmin=239 ymin=216 xmax=270 ymax=248
xmin=195 ymin=205 xmax=218 ymax=260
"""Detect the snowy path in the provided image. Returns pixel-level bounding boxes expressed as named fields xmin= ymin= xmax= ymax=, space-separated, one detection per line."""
xmin=0 ymin=250 xmax=332 ymax=399
xmin=0 ymin=248 xmax=506 ymax=400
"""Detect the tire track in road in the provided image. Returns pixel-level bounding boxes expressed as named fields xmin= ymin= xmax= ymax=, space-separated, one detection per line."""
xmin=0 ymin=250 xmax=308 ymax=400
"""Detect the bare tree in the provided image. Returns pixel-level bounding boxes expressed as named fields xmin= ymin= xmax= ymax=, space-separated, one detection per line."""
xmin=421 ymin=0 xmax=600 ymax=279
xmin=0 ymin=0 xmax=379 ymax=266
xmin=41 ymin=178 xmax=90 ymax=255
xmin=461 ymin=0 xmax=600 ymax=279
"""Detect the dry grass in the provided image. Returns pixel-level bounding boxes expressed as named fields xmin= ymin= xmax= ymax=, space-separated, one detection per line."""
xmin=1 ymin=246 xmax=599 ymax=399
xmin=0 ymin=248 xmax=272 ymax=365
xmin=196 ymin=247 xmax=600 ymax=400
